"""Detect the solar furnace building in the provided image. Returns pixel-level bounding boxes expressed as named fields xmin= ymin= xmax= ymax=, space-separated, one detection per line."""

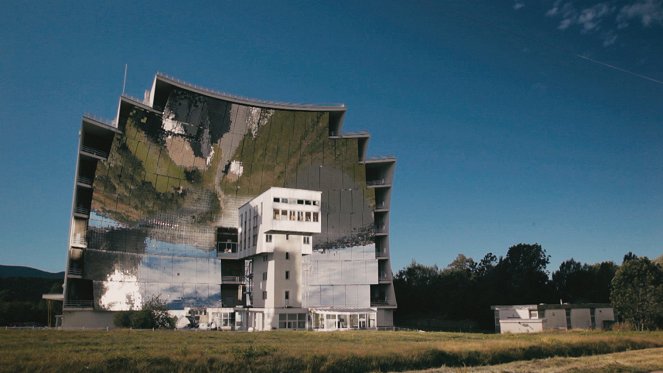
xmin=62 ymin=74 xmax=397 ymax=329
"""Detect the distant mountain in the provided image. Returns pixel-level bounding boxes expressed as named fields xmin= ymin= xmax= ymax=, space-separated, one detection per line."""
xmin=0 ymin=265 xmax=64 ymax=279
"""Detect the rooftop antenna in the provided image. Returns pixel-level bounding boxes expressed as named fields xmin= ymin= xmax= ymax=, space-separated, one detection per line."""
xmin=122 ymin=64 xmax=128 ymax=95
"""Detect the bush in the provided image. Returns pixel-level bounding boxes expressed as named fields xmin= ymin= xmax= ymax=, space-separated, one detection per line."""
xmin=113 ymin=296 xmax=175 ymax=329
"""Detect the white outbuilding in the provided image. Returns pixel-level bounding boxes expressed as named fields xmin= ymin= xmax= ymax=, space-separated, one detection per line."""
xmin=490 ymin=303 xmax=615 ymax=334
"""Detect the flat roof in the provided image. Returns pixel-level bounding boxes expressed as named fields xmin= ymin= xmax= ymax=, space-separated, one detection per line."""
xmin=491 ymin=303 xmax=612 ymax=310
xmin=42 ymin=293 xmax=64 ymax=301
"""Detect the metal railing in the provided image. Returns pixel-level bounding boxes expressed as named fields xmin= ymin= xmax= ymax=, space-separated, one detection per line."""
xmin=367 ymin=179 xmax=386 ymax=186
xmin=70 ymin=236 xmax=87 ymax=247
xmin=80 ymin=145 xmax=108 ymax=159
xmin=83 ymin=113 xmax=116 ymax=127
xmin=379 ymin=272 xmax=392 ymax=281
xmin=376 ymin=201 xmax=386 ymax=209
xmin=370 ymin=299 xmax=390 ymax=306
xmin=374 ymin=224 xmax=387 ymax=233
xmin=74 ymin=206 xmax=90 ymax=216
xmin=365 ymin=155 xmax=396 ymax=162
xmin=217 ymin=242 xmax=238 ymax=253
xmin=67 ymin=266 xmax=83 ymax=276
xmin=375 ymin=249 xmax=388 ymax=258
xmin=341 ymin=130 xmax=370 ymax=137
xmin=63 ymin=300 xmax=94 ymax=308
xmin=121 ymin=94 xmax=147 ymax=105
xmin=77 ymin=176 xmax=93 ymax=185
xmin=221 ymin=276 xmax=244 ymax=283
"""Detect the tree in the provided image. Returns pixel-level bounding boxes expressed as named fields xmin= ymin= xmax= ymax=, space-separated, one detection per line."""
xmin=393 ymin=261 xmax=443 ymax=320
xmin=553 ymin=259 xmax=616 ymax=303
xmin=446 ymin=254 xmax=476 ymax=273
xmin=498 ymin=243 xmax=554 ymax=304
xmin=113 ymin=295 xmax=175 ymax=329
xmin=611 ymin=256 xmax=663 ymax=330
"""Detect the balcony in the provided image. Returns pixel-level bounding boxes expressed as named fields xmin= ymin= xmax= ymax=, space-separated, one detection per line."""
xmin=77 ymin=175 xmax=93 ymax=187
xmin=221 ymin=275 xmax=245 ymax=284
xmin=375 ymin=249 xmax=388 ymax=259
xmin=370 ymin=298 xmax=389 ymax=307
xmin=67 ymin=266 xmax=83 ymax=277
xmin=375 ymin=201 xmax=388 ymax=211
xmin=379 ymin=272 xmax=391 ymax=283
xmin=367 ymin=179 xmax=386 ymax=187
xmin=63 ymin=300 xmax=94 ymax=309
xmin=71 ymin=234 xmax=87 ymax=248
xmin=217 ymin=242 xmax=239 ymax=259
xmin=80 ymin=145 xmax=108 ymax=159
xmin=374 ymin=224 xmax=388 ymax=235
xmin=74 ymin=206 xmax=90 ymax=217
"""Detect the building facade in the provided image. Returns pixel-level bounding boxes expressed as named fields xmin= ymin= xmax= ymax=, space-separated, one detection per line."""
xmin=491 ymin=304 xmax=615 ymax=334
xmin=62 ymin=74 xmax=397 ymax=329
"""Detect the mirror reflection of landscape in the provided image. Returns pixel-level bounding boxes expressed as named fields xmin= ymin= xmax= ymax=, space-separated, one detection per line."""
xmin=86 ymin=86 xmax=376 ymax=310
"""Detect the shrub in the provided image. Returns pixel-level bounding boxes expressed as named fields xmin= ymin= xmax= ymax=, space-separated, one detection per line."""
xmin=113 ymin=296 xmax=175 ymax=329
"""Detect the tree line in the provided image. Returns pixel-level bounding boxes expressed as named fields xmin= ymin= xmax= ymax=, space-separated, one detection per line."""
xmin=393 ymin=243 xmax=663 ymax=331
xmin=0 ymin=277 xmax=62 ymax=326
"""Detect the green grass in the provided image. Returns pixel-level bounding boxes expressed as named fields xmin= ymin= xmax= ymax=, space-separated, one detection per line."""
xmin=1 ymin=330 xmax=662 ymax=372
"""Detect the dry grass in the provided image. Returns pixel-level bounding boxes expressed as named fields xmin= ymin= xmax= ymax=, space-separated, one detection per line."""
xmin=0 ymin=329 xmax=662 ymax=372
xmin=414 ymin=347 xmax=663 ymax=373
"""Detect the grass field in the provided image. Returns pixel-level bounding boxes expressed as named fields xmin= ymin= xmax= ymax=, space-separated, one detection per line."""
xmin=412 ymin=347 xmax=663 ymax=373
xmin=0 ymin=329 xmax=662 ymax=372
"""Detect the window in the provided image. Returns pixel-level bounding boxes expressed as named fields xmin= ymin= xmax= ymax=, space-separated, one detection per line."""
xmin=313 ymin=200 xmax=319 ymax=206
xmin=265 ymin=234 xmax=272 ymax=243
xmin=263 ymin=254 xmax=268 ymax=262
xmin=273 ymin=209 xmax=279 ymax=220
xmin=285 ymin=291 xmax=290 ymax=300
xmin=280 ymin=210 xmax=287 ymax=219
xmin=305 ymin=200 xmax=311 ymax=205
xmin=273 ymin=197 xmax=280 ymax=203
xmin=297 ymin=211 xmax=303 ymax=221
xmin=305 ymin=212 xmax=311 ymax=222
xmin=285 ymin=252 xmax=290 ymax=260
xmin=285 ymin=271 xmax=290 ymax=280
xmin=313 ymin=212 xmax=319 ymax=222
xmin=303 ymin=236 xmax=310 ymax=245
xmin=289 ymin=210 xmax=296 ymax=221
xmin=278 ymin=313 xmax=305 ymax=329
xmin=262 ymin=272 xmax=267 ymax=281
xmin=262 ymin=291 xmax=267 ymax=300
xmin=297 ymin=199 xmax=304 ymax=205
xmin=281 ymin=198 xmax=288 ymax=204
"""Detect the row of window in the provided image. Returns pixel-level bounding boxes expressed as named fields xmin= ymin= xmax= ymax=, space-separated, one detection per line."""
xmin=265 ymin=234 xmax=311 ymax=245
xmin=261 ymin=290 xmax=293 ymax=301
xmin=260 ymin=251 xmax=290 ymax=262
xmin=272 ymin=209 xmax=319 ymax=222
xmin=260 ymin=270 xmax=290 ymax=281
xmin=273 ymin=197 xmax=319 ymax=206
xmin=278 ymin=313 xmax=306 ymax=329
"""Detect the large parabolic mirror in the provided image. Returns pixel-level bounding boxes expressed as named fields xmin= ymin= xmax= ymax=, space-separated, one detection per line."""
xmin=85 ymin=86 xmax=376 ymax=310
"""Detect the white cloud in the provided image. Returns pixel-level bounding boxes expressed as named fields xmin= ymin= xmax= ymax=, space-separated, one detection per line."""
xmin=514 ymin=1 xmax=525 ymax=10
xmin=577 ymin=3 xmax=615 ymax=31
xmin=542 ymin=1 xmax=663 ymax=47
xmin=549 ymin=2 xmax=615 ymax=32
xmin=617 ymin=0 xmax=663 ymax=27
xmin=601 ymin=31 xmax=618 ymax=46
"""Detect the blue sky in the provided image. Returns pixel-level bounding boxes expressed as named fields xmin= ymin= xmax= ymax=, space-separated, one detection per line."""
xmin=1 ymin=0 xmax=662 ymax=273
